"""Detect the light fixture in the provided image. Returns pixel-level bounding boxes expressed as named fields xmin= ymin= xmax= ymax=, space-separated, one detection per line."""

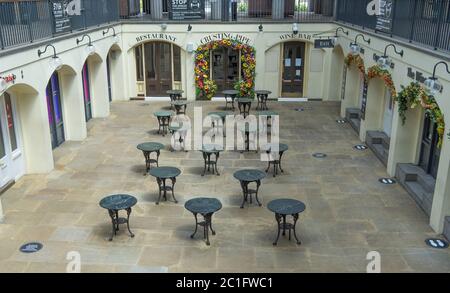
xmin=38 ymin=44 xmax=63 ymax=71
xmin=76 ymin=34 xmax=96 ymax=56
xmin=161 ymin=23 xmax=168 ymax=30
xmin=258 ymin=24 xmax=263 ymax=32
xmin=103 ymin=27 xmax=119 ymax=44
xmin=376 ymin=43 xmax=404 ymax=70
xmin=292 ymin=23 xmax=298 ymax=35
xmin=424 ymin=61 xmax=450 ymax=95
xmin=349 ymin=34 xmax=370 ymax=55
xmin=335 ymin=27 xmax=349 ymax=38
xmin=187 ymin=24 xmax=192 ymax=32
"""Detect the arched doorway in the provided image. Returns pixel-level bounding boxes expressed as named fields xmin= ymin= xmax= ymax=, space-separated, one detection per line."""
xmin=0 ymin=91 xmax=24 ymax=187
xmin=330 ymin=45 xmax=345 ymax=101
xmin=281 ymin=41 xmax=306 ymax=97
xmin=134 ymin=41 xmax=182 ymax=97
xmin=106 ymin=44 xmax=123 ymax=102
xmin=81 ymin=61 xmax=93 ymax=121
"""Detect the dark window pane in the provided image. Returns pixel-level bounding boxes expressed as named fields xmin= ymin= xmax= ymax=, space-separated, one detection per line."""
xmin=135 ymin=46 xmax=144 ymax=81
xmin=173 ymin=45 xmax=181 ymax=82
xmin=4 ymin=93 xmax=17 ymax=151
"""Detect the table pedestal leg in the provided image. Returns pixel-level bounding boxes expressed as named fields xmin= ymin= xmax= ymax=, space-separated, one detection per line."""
xmin=107 ymin=209 xmax=116 ymax=241
xmin=156 ymin=178 xmax=163 ymax=205
xmin=273 ymin=213 xmax=282 ymax=246
xmin=170 ymin=177 xmax=178 ymax=203
xmin=190 ymin=213 xmax=198 ymax=239
xmin=126 ymin=207 xmax=135 ymax=238
xmin=292 ymin=213 xmax=301 ymax=245
xmin=240 ymin=181 xmax=248 ymax=209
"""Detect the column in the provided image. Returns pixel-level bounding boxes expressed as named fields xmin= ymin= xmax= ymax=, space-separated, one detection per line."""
xmin=211 ymin=0 xmax=222 ymax=20
xmin=151 ymin=0 xmax=163 ymax=20
xmin=222 ymin=0 xmax=230 ymax=21
xmin=272 ymin=0 xmax=285 ymax=20
xmin=89 ymin=59 xmax=110 ymax=118
xmin=110 ymin=50 xmax=126 ymax=101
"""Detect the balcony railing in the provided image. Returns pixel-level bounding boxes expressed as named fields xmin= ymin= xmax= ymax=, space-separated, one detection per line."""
xmin=336 ymin=0 xmax=450 ymax=52
xmin=0 ymin=0 xmax=119 ymax=50
xmin=121 ymin=0 xmax=335 ymax=22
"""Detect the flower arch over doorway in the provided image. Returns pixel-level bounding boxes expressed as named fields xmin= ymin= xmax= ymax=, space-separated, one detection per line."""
xmin=344 ymin=53 xmax=366 ymax=78
xmin=367 ymin=64 xmax=397 ymax=98
xmin=195 ymin=39 xmax=256 ymax=100
xmin=395 ymin=82 xmax=446 ymax=147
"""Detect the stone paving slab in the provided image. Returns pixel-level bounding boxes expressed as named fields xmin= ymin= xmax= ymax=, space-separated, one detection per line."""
xmin=0 ymin=100 xmax=449 ymax=273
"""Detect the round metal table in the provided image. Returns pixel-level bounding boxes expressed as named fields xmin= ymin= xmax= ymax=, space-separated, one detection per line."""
xmin=168 ymin=122 xmax=188 ymax=152
xmin=154 ymin=111 xmax=173 ymax=136
xmin=99 ymin=194 xmax=138 ymax=241
xmin=267 ymin=199 xmax=306 ymax=246
xmin=200 ymin=144 xmax=224 ymax=176
xmin=261 ymin=143 xmax=289 ymax=177
xmin=136 ymin=142 xmax=164 ymax=175
xmin=238 ymin=123 xmax=258 ymax=152
xmin=236 ymin=98 xmax=253 ymax=118
xmin=208 ymin=111 xmax=233 ymax=137
xmin=222 ymin=90 xmax=239 ymax=110
xmin=185 ymin=197 xmax=222 ymax=246
xmin=257 ymin=110 xmax=279 ymax=134
xmin=255 ymin=90 xmax=271 ymax=110
xmin=149 ymin=167 xmax=181 ymax=205
xmin=167 ymin=89 xmax=184 ymax=104
xmin=233 ymin=169 xmax=266 ymax=208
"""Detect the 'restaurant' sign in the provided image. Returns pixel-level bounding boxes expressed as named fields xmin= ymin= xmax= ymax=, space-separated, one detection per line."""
xmin=169 ymin=0 xmax=205 ymax=20
xmin=314 ymin=39 xmax=334 ymax=48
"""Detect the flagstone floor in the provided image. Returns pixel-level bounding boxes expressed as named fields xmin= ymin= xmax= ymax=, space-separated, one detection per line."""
xmin=0 ymin=100 xmax=449 ymax=273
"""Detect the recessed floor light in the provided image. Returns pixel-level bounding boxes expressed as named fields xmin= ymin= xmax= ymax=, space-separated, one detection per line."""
xmin=425 ymin=238 xmax=449 ymax=249
xmin=20 ymin=242 xmax=43 ymax=253
xmin=379 ymin=178 xmax=396 ymax=185
xmin=312 ymin=153 xmax=327 ymax=158
xmin=353 ymin=144 xmax=368 ymax=150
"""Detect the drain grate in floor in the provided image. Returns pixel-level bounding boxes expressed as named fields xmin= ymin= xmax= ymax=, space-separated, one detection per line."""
xmin=379 ymin=178 xmax=396 ymax=185
xmin=425 ymin=238 xmax=449 ymax=249
xmin=20 ymin=242 xmax=43 ymax=253
xmin=312 ymin=153 xmax=327 ymax=158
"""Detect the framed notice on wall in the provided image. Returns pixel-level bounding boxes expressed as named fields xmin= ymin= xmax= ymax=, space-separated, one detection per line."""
xmin=360 ymin=79 xmax=368 ymax=120
xmin=375 ymin=0 xmax=394 ymax=33
xmin=169 ymin=0 xmax=205 ymax=20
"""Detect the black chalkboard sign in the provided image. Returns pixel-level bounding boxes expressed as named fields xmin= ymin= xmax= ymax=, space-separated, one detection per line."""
xmin=375 ymin=0 xmax=393 ymax=33
xmin=360 ymin=79 xmax=368 ymax=120
xmin=51 ymin=1 xmax=71 ymax=34
xmin=314 ymin=39 xmax=334 ymax=49
xmin=169 ymin=0 xmax=205 ymax=20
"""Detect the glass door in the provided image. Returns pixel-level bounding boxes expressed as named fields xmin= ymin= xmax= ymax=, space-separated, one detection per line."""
xmin=212 ymin=47 xmax=240 ymax=94
xmin=145 ymin=42 xmax=173 ymax=96
xmin=282 ymin=42 xmax=305 ymax=96
xmin=46 ymin=72 xmax=65 ymax=149
xmin=0 ymin=92 xmax=24 ymax=187
xmin=419 ymin=115 xmax=441 ymax=179
xmin=82 ymin=62 xmax=92 ymax=121
xmin=382 ymin=89 xmax=394 ymax=137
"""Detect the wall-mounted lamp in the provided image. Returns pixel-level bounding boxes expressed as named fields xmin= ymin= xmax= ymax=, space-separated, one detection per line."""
xmin=332 ymin=27 xmax=349 ymax=45
xmin=161 ymin=23 xmax=168 ymax=30
xmin=76 ymin=34 xmax=96 ymax=56
xmin=258 ymin=24 xmax=263 ymax=32
xmin=187 ymin=24 xmax=192 ymax=32
xmin=38 ymin=44 xmax=63 ymax=71
xmin=376 ymin=44 xmax=404 ymax=69
xmin=349 ymin=34 xmax=371 ymax=55
xmin=424 ymin=61 xmax=450 ymax=95
xmin=292 ymin=23 xmax=299 ymax=35
xmin=103 ymin=27 xmax=119 ymax=44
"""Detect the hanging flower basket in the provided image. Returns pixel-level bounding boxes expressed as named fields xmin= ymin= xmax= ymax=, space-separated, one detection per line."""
xmin=194 ymin=39 xmax=256 ymax=100
xmin=395 ymin=82 xmax=446 ymax=147
xmin=367 ymin=64 xmax=397 ymax=98
xmin=344 ymin=53 xmax=366 ymax=78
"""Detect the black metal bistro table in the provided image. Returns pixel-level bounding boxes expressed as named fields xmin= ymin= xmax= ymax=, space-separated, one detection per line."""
xmin=261 ymin=143 xmax=288 ymax=177
xmin=149 ymin=167 xmax=181 ymax=205
xmin=257 ymin=110 xmax=278 ymax=134
xmin=208 ymin=111 xmax=233 ymax=137
xmin=267 ymin=199 xmax=305 ymax=246
xmin=99 ymin=194 xmax=137 ymax=241
xmin=169 ymin=122 xmax=188 ymax=152
xmin=137 ymin=142 xmax=164 ymax=175
xmin=255 ymin=90 xmax=271 ymax=110
xmin=167 ymin=90 xmax=184 ymax=105
xmin=236 ymin=98 xmax=253 ymax=118
xmin=154 ymin=111 xmax=173 ymax=136
xmin=234 ymin=169 xmax=266 ymax=208
xmin=200 ymin=144 xmax=224 ymax=176
xmin=170 ymin=100 xmax=189 ymax=115
xmin=238 ymin=123 xmax=258 ymax=152
xmin=222 ymin=90 xmax=239 ymax=110
xmin=185 ymin=197 xmax=222 ymax=246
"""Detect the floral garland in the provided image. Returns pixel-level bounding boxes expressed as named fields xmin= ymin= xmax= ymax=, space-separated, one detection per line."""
xmin=395 ymin=82 xmax=445 ymax=147
xmin=367 ymin=65 xmax=397 ymax=98
xmin=344 ymin=53 xmax=366 ymax=77
xmin=195 ymin=39 xmax=256 ymax=100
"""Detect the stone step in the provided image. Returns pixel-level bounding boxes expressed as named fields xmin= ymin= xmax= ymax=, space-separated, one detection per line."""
xmin=404 ymin=181 xmax=433 ymax=216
